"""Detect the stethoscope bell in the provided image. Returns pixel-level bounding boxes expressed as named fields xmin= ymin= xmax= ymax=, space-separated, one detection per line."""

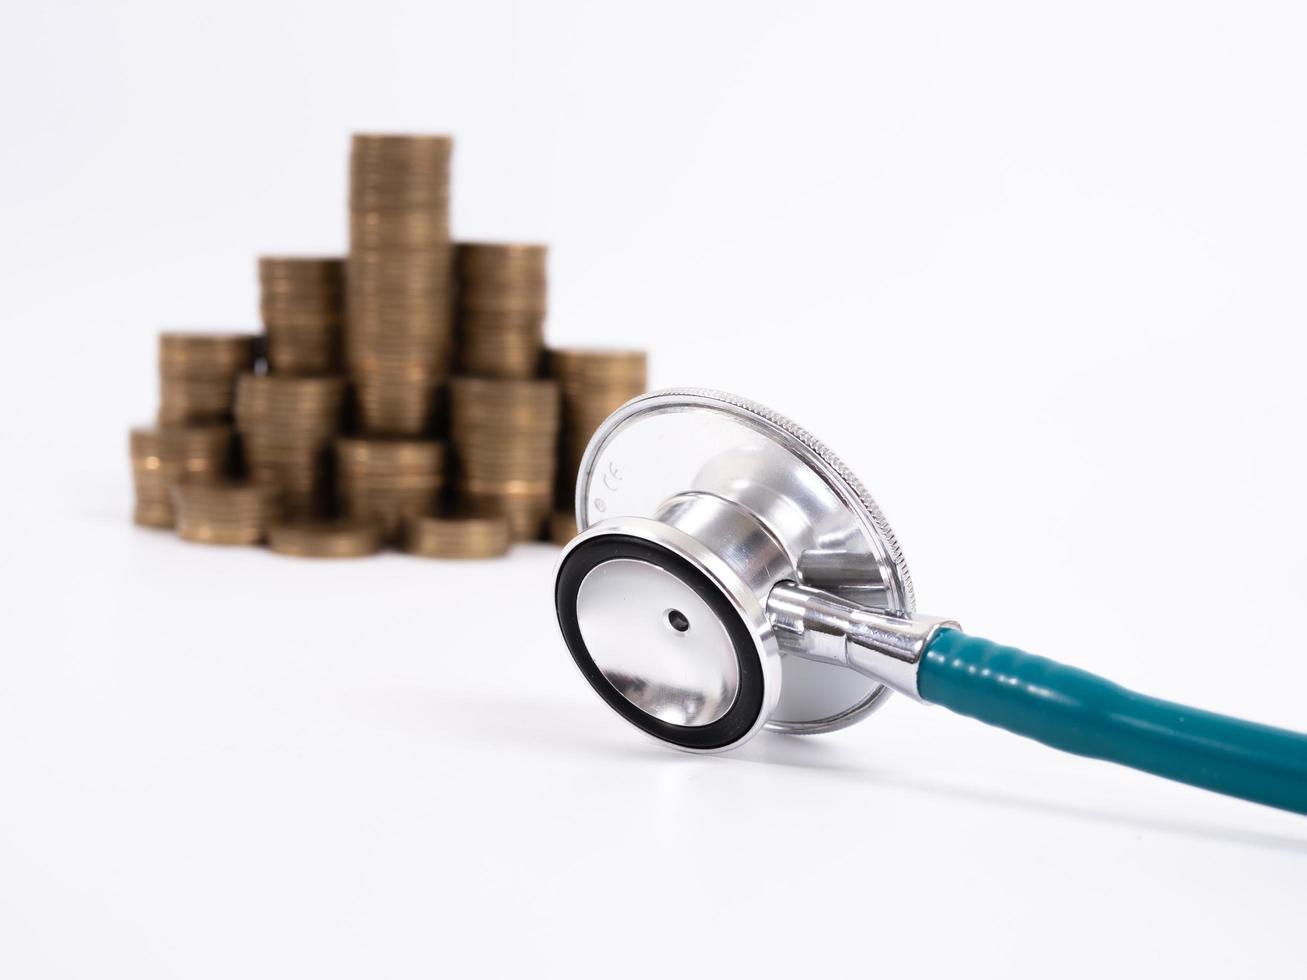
xmin=554 ymin=388 xmax=947 ymax=752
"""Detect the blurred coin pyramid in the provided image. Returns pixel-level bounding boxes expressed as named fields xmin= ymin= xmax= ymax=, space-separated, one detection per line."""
xmin=129 ymin=134 xmax=647 ymax=559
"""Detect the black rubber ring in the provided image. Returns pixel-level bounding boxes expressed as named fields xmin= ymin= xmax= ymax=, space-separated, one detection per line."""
xmin=555 ymin=534 xmax=766 ymax=750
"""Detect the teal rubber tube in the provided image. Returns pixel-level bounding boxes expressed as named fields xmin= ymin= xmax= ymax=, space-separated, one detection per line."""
xmin=918 ymin=630 xmax=1307 ymax=815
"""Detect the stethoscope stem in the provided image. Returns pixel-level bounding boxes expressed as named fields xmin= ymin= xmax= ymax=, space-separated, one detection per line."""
xmin=918 ymin=630 xmax=1307 ymax=816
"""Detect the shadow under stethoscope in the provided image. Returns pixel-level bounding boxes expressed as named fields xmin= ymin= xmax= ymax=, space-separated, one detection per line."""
xmin=369 ymin=686 xmax=1307 ymax=856
xmin=727 ymin=732 xmax=1307 ymax=856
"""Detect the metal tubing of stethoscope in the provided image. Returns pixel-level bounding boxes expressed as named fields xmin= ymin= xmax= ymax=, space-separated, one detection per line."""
xmin=766 ymin=581 xmax=959 ymax=702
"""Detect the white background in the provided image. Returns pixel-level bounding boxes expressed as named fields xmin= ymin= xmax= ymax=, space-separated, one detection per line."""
xmin=2 ymin=1 xmax=1306 ymax=976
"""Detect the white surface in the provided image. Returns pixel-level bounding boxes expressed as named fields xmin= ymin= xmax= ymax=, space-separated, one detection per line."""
xmin=2 ymin=1 xmax=1307 ymax=976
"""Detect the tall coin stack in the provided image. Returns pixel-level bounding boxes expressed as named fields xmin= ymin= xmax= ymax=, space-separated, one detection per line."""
xmin=234 ymin=375 xmax=345 ymax=518
xmin=450 ymin=378 xmax=560 ymax=541
xmin=129 ymin=426 xmax=233 ymax=527
xmin=259 ymin=257 xmax=343 ymax=375
xmin=335 ymin=437 xmax=446 ymax=540
xmin=456 ymin=243 xmax=547 ymax=378
xmin=158 ymin=333 xmax=256 ymax=425
xmin=549 ymin=349 xmax=648 ymax=506
xmin=347 ymin=134 xmax=454 ymax=435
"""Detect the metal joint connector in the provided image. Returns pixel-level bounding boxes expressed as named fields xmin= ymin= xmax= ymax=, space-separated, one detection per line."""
xmin=766 ymin=581 xmax=959 ymax=701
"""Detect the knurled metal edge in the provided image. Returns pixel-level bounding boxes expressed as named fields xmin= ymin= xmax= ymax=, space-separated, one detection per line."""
xmin=605 ymin=387 xmax=916 ymax=612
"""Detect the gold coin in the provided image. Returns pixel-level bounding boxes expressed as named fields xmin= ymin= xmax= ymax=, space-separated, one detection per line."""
xmin=457 ymin=310 xmax=545 ymax=379
xmin=234 ymin=376 xmax=345 ymax=435
xmin=264 ymin=323 xmax=341 ymax=376
xmin=260 ymin=257 xmax=344 ymax=378
xmin=158 ymin=376 xmax=238 ymax=425
xmin=258 ymin=256 xmax=343 ymax=284
xmin=350 ymin=134 xmax=452 ymax=207
xmin=159 ymin=333 xmax=257 ymax=378
xmin=547 ymin=348 xmax=647 ymax=505
xmin=336 ymin=437 xmax=446 ymax=537
xmin=447 ymin=376 xmax=561 ymax=526
xmin=456 ymin=242 xmax=547 ymax=279
xmin=335 ymin=436 xmax=445 ymax=470
xmin=130 ymin=425 xmax=234 ymax=526
xmin=449 ymin=376 xmax=559 ymax=426
xmin=347 ymin=136 xmax=453 ymax=436
xmin=455 ymin=489 xmax=552 ymax=542
xmin=349 ymin=380 xmax=447 ymax=437
xmin=133 ymin=501 xmax=175 ymax=529
xmin=267 ymin=521 xmax=382 ymax=558
xmin=404 ymin=515 xmax=512 ymax=559
xmin=547 ymin=347 xmax=648 ymax=388
xmin=347 ymin=247 xmax=452 ymax=288
xmin=130 ymin=425 xmax=232 ymax=464
xmin=172 ymin=481 xmax=272 ymax=545
xmin=350 ymin=209 xmax=449 ymax=250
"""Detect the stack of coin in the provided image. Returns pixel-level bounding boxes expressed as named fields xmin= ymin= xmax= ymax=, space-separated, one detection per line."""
xmin=449 ymin=377 xmax=559 ymax=541
xmin=404 ymin=515 xmax=512 ymax=559
xmin=158 ymin=333 xmax=256 ymax=425
xmin=259 ymin=257 xmax=343 ymax=375
xmin=548 ymin=349 xmax=648 ymax=505
xmin=456 ymin=243 xmax=547 ymax=378
xmin=335 ymin=437 xmax=445 ymax=540
xmin=233 ymin=375 xmax=345 ymax=517
xmin=129 ymin=426 xmax=233 ymax=527
xmin=267 ymin=521 xmax=382 ymax=558
xmin=347 ymin=134 xmax=454 ymax=434
xmin=172 ymin=481 xmax=273 ymax=545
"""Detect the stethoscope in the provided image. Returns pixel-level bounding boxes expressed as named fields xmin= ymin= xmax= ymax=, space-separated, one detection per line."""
xmin=553 ymin=389 xmax=1307 ymax=816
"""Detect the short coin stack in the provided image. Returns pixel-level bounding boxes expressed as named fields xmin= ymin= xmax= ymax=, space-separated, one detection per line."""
xmin=234 ymin=375 xmax=346 ymax=518
xmin=404 ymin=516 xmax=511 ymax=559
xmin=267 ymin=521 xmax=382 ymax=558
xmin=335 ymin=437 xmax=446 ymax=540
xmin=158 ymin=333 xmax=256 ymax=425
xmin=129 ymin=426 xmax=233 ymax=527
xmin=173 ymin=482 xmax=274 ymax=545
xmin=348 ymin=134 xmax=454 ymax=435
xmin=259 ymin=257 xmax=343 ymax=375
xmin=456 ymin=243 xmax=547 ymax=379
xmin=450 ymin=378 xmax=560 ymax=541
xmin=549 ymin=349 xmax=648 ymax=506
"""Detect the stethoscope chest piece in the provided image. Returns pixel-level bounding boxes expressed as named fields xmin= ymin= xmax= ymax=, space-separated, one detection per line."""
xmin=555 ymin=388 xmax=918 ymax=752
xmin=552 ymin=388 xmax=1307 ymax=815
